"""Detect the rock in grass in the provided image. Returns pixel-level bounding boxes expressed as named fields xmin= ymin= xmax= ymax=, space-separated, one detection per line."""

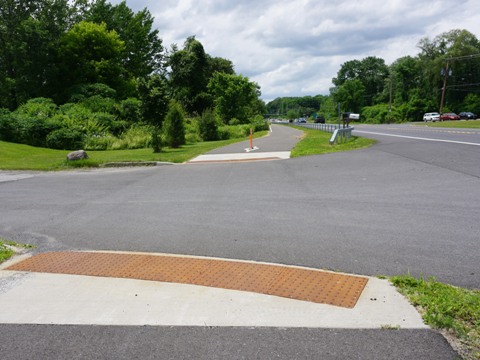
xmin=67 ymin=150 xmax=89 ymax=161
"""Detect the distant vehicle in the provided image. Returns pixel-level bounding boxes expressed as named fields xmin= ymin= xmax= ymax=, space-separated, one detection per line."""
xmin=314 ymin=116 xmax=325 ymax=124
xmin=423 ymin=112 xmax=440 ymax=122
xmin=440 ymin=113 xmax=460 ymax=121
xmin=458 ymin=112 xmax=477 ymax=120
xmin=298 ymin=118 xmax=307 ymax=123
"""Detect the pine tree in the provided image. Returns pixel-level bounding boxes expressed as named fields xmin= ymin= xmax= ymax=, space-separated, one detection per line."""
xmin=164 ymin=101 xmax=185 ymax=148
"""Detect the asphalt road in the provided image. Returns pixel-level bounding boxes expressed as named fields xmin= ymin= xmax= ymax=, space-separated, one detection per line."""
xmin=1 ymin=123 xmax=478 ymax=359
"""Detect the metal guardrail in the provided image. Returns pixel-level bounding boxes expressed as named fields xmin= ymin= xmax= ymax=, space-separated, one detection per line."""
xmin=290 ymin=122 xmax=354 ymax=144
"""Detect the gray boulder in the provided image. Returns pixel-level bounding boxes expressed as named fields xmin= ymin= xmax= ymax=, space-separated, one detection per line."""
xmin=66 ymin=150 xmax=89 ymax=161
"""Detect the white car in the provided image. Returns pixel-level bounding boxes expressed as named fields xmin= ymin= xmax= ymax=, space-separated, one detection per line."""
xmin=423 ymin=112 xmax=440 ymax=122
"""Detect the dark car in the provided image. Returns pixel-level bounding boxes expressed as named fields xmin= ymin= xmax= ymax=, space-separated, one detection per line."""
xmin=314 ymin=115 xmax=325 ymax=124
xmin=458 ymin=112 xmax=477 ymax=120
xmin=440 ymin=112 xmax=460 ymax=121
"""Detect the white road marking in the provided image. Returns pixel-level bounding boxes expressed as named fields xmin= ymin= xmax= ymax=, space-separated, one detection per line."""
xmin=355 ymin=130 xmax=480 ymax=146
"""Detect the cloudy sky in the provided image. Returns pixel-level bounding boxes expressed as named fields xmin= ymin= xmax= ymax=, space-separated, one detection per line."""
xmin=116 ymin=0 xmax=480 ymax=102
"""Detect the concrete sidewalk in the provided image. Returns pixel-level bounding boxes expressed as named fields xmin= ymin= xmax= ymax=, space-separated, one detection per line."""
xmin=0 ymin=251 xmax=426 ymax=329
xmin=189 ymin=124 xmax=304 ymax=163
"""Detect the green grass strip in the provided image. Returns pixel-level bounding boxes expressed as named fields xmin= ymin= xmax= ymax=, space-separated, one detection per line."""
xmin=289 ymin=125 xmax=376 ymax=157
xmin=414 ymin=119 xmax=480 ymax=129
xmin=0 ymin=239 xmax=34 ymax=264
xmin=391 ymin=275 xmax=480 ymax=359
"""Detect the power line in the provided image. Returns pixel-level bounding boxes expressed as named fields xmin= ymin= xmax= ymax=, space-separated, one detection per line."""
xmin=446 ymin=53 xmax=480 ymax=61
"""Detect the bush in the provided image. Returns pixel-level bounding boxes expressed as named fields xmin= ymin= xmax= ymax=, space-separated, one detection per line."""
xmin=185 ymin=132 xmax=201 ymax=144
xmin=218 ymin=124 xmax=251 ymax=139
xmin=16 ymin=115 xmax=62 ymax=147
xmin=0 ymin=112 xmax=15 ymax=142
xmin=111 ymin=125 xmax=152 ymax=150
xmin=69 ymin=83 xmax=117 ymax=101
xmin=163 ymin=101 xmax=186 ymax=148
xmin=80 ymin=95 xmax=117 ymax=114
xmin=15 ymin=98 xmax=58 ymax=119
xmin=199 ymin=109 xmax=219 ymax=141
xmin=84 ymin=134 xmax=115 ymax=150
xmin=361 ymin=104 xmax=391 ymax=124
xmin=250 ymin=114 xmax=269 ymax=131
xmin=118 ymin=98 xmax=142 ymax=123
xmin=46 ymin=128 xmax=84 ymax=150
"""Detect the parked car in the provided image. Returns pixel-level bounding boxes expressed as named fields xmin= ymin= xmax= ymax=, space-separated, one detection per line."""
xmin=458 ymin=112 xmax=477 ymax=120
xmin=314 ymin=115 xmax=325 ymax=123
xmin=297 ymin=118 xmax=307 ymax=123
xmin=440 ymin=112 xmax=460 ymax=121
xmin=423 ymin=112 xmax=440 ymax=122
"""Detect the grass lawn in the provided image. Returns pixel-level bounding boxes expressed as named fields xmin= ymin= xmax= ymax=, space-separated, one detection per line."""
xmin=1 ymin=127 xmax=375 ymax=170
xmin=392 ymin=275 xmax=480 ymax=360
xmin=0 ymin=132 xmax=268 ymax=170
xmin=414 ymin=119 xmax=480 ymax=129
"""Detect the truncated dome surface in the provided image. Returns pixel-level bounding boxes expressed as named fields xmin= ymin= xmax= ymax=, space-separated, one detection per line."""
xmin=6 ymin=252 xmax=368 ymax=308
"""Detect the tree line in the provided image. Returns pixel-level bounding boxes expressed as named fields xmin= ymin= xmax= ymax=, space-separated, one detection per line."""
xmin=0 ymin=0 xmax=266 ymax=150
xmin=266 ymin=29 xmax=480 ymax=123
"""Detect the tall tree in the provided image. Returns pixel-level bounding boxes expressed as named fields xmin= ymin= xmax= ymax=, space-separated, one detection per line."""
xmin=208 ymin=72 xmax=260 ymax=124
xmin=332 ymin=79 xmax=366 ymax=113
xmin=332 ymin=57 xmax=389 ymax=106
xmin=168 ymin=36 xmax=210 ymax=114
xmin=0 ymin=0 xmax=42 ymax=108
xmin=58 ymin=21 xmax=125 ymax=101
xmin=137 ymin=73 xmax=169 ymax=128
xmin=86 ymin=0 xmax=164 ymax=78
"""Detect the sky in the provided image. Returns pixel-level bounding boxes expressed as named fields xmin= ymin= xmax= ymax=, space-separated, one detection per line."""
xmin=115 ymin=0 xmax=480 ymax=103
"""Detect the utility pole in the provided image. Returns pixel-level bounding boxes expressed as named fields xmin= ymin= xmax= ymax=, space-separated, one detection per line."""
xmin=389 ymin=76 xmax=393 ymax=112
xmin=439 ymin=61 xmax=449 ymax=120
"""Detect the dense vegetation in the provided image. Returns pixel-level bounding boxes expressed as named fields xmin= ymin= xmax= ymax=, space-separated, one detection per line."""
xmin=0 ymin=0 xmax=267 ymax=150
xmin=266 ymin=29 xmax=480 ymax=123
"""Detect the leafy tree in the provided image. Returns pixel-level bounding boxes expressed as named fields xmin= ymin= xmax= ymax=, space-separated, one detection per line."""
xmin=417 ymin=29 xmax=480 ymax=112
xmin=332 ymin=56 xmax=389 ymax=106
xmin=208 ymin=72 xmax=260 ymax=124
xmin=85 ymin=0 xmax=164 ymax=78
xmin=333 ymin=79 xmax=366 ymax=113
xmin=168 ymin=36 xmax=210 ymax=114
xmin=389 ymin=56 xmax=420 ymax=104
xmin=462 ymin=94 xmax=480 ymax=113
xmin=163 ymin=100 xmax=186 ymax=148
xmin=137 ymin=74 xmax=169 ymax=128
xmin=207 ymin=56 xmax=235 ymax=76
xmin=58 ymin=21 xmax=125 ymax=100
xmin=0 ymin=0 xmax=72 ymax=108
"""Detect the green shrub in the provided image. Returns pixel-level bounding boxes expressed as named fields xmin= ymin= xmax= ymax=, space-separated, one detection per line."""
xmin=151 ymin=127 xmax=161 ymax=153
xmin=163 ymin=101 xmax=186 ymax=148
xmin=84 ymin=134 xmax=115 ymax=150
xmin=250 ymin=114 xmax=269 ymax=131
xmin=80 ymin=95 xmax=117 ymax=114
xmin=46 ymin=128 xmax=84 ymax=150
xmin=15 ymin=114 xmax=62 ymax=147
xmin=69 ymin=83 xmax=117 ymax=101
xmin=0 ymin=112 xmax=15 ymax=142
xmin=118 ymin=97 xmax=142 ymax=123
xmin=109 ymin=125 xmax=151 ymax=150
xmin=199 ymin=109 xmax=219 ymax=141
xmin=15 ymin=98 xmax=58 ymax=119
xmin=185 ymin=132 xmax=201 ymax=144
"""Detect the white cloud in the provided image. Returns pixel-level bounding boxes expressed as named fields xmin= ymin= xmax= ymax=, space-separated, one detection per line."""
xmin=118 ymin=0 xmax=480 ymax=102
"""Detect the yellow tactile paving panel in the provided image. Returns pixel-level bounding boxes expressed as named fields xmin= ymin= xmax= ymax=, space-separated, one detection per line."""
xmin=6 ymin=252 xmax=368 ymax=308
